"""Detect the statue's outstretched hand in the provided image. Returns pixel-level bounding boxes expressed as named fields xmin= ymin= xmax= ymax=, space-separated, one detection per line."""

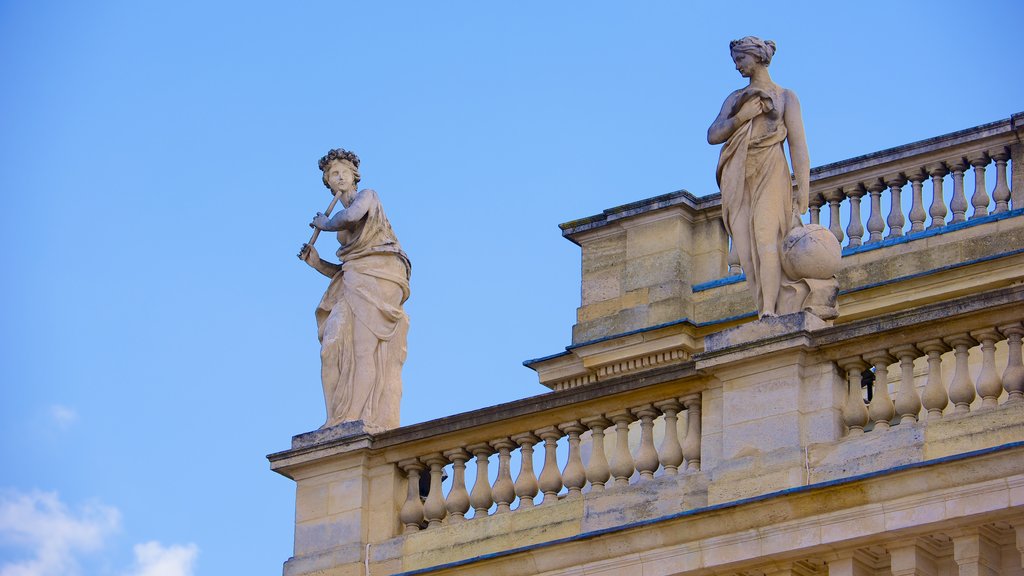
xmin=298 ymin=243 xmax=319 ymax=264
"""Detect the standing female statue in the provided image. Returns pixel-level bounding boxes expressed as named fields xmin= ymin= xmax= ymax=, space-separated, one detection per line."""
xmin=708 ymin=36 xmax=814 ymax=319
xmin=299 ymin=149 xmax=411 ymax=431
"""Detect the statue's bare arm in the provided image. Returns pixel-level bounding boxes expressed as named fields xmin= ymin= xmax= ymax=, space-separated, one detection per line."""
xmin=707 ymin=89 xmax=768 ymax=145
xmin=314 ymin=189 xmax=375 ymax=232
xmin=301 ymin=189 xmax=379 ymax=279
xmin=299 ymin=244 xmax=342 ymax=278
xmin=783 ymin=90 xmax=810 ymax=215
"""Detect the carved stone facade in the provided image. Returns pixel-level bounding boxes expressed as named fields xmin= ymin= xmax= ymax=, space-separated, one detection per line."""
xmin=270 ymin=114 xmax=1024 ymax=576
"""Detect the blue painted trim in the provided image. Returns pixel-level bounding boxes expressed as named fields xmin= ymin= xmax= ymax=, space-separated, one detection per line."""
xmin=692 ymin=273 xmax=745 ymax=291
xmin=697 ymin=311 xmax=758 ymax=326
xmin=521 ymin=350 xmax=572 ymax=365
xmin=563 ymin=311 xmax=761 ymax=351
xmin=393 ymin=440 xmax=1024 ymax=575
xmin=842 ymin=207 xmax=1024 ymax=256
xmin=564 ymin=317 xmax=695 ymax=351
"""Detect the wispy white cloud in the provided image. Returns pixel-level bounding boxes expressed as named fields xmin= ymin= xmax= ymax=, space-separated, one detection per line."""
xmin=123 ymin=541 xmax=199 ymax=576
xmin=48 ymin=405 xmax=78 ymax=430
xmin=0 ymin=489 xmax=120 ymax=576
xmin=0 ymin=490 xmax=199 ymax=576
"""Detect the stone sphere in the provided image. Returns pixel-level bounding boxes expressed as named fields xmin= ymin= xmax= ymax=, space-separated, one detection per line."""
xmin=781 ymin=224 xmax=841 ymax=280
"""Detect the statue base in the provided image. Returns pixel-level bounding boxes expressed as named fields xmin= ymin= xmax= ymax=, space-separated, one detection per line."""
xmin=704 ymin=311 xmax=831 ymax=353
xmin=291 ymin=420 xmax=375 ymax=449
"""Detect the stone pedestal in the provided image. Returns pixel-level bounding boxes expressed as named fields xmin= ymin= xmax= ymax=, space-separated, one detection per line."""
xmin=704 ymin=311 xmax=832 ymax=353
xmin=697 ymin=312 xmax=845 ymax=504
xmin=271 ymin=428 xmax=402 ymax=576
xmin=291 ymin=420 xmax=374 ymax=450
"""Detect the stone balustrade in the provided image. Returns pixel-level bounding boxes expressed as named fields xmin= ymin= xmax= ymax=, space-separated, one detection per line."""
xmin=269 ymin=285 xmax=1024 ymax=575
xmin=395 ymin=392 xmax=702 ymax=533
xmin=809 ymin=140 xmax=1018 ymax=250
xmin=837 ymin=322 xmax=1024 ymax=435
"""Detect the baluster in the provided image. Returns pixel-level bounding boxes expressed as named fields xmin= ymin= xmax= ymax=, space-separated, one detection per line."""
xmin=864 ymin=352 xmax=896 ymax=430
xmin=443 ymin=448 xmax=471 ymax=523
xmin=844 ymin=184 xmax=865 ymax=247
xmin=654 ymin=399 xmax=683 ymax=475
xmin=631 ymin=405 xmax=660 ymax=480
xmin=535 ymin=426 xmax=563 ymax=504
xmin=890 ymin=345 xmax=921 ymax=424
xmin=866 ymin=179 xmax=886 ymax=243
xmin=422 ymin=453 xmax=448 ymax=528
xmin=991 ymin=148 xmax=1011 ymax=213
xmin=918 ymin=340 xmax=950 ymax=420
xmin=398 ymin=459 xmax=426 ymax=533
xmin=998 ymin=323 xmax=1024 ymax=403
xmin=949 ymin=159 xmax=969 ymax=223
xmin=809 ymin=191 xmax=824 ymax=225
xmin=558 ymin=422 xmax=587 ymax=497
xmin=607 ymin=410 xmax=636 ymax=486
xmin=944 ymin=334 xmax=979 ymax=414
xmin=682 ymin=394 xmax=702 ymax=471
xmin=839 ymin=358 xmax=869 ymax=434
xmin=970 ymin=329 xmax=1003 ymax=409
xmin=968 ymin=153 xmax=991 ymax=219
xmin=467 ymin=443 xmax=494 ymax=518
xmin=884 ymin=174 xmax=907 ymax=239
xmin=906 ymin=169 xmax=928 ymax=233
xmin=581 ymin=416 xmax=611 ymax=492
xmin=824 ymin=189 xmax=845 ymax=243
xmin=489 ymin=439 xmax=516 ymax=514
xmin=926 ymin=163 xmax=949 ymax=229
xmin=511 ymin=432 xmax=539 ymax=509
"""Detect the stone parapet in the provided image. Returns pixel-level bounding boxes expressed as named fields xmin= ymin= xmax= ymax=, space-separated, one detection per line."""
xmin=560 ymin=113 xmax=1024 ymax=347
xmin=270 ymin=285 xmax=1024 ymax=575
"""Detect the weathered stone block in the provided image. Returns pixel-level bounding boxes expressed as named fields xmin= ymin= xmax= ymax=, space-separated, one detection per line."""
xmin=294 ymin=509 xmax=363 ymax=556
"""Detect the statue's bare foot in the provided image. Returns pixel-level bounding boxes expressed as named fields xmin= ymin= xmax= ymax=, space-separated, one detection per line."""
xmin=760 ymin=311 xmax=778 ymax=319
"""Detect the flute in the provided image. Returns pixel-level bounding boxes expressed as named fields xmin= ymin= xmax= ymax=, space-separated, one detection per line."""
xmin=298 ymin=191 xmax=343 ymax=259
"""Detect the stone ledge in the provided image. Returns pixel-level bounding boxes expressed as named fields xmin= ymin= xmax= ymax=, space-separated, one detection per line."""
xmin=704 ymin=311 xmax=831 ymax=353
xmin=291 ymin=420 xmax=374 ymax=450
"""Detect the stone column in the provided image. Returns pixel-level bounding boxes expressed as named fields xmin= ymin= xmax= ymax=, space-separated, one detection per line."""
xmin=844 ymin=184 xmax=866 ymax=247
xmin=398 ymin=459 xmax=426 ymax=533
xmin=888 ymin=540 xmax=938 ymax=576
xmin=826 ymin=552 xmax=874 ymax=576
xmin=952 ymin=529 xmax=1000 ymax=576
xmin=443 ymin=448 xmax=471 ymax=522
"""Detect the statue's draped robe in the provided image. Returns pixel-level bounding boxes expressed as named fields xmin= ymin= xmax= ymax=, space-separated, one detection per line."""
xmin=716 ymin=95 xmax=791 ymax=316
xmin=316 ymin=190 xmax=410 ymax=431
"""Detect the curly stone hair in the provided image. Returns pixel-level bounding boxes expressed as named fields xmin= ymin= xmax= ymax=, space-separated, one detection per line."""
xmin=318 ymin=148 xmax=361 ymax=188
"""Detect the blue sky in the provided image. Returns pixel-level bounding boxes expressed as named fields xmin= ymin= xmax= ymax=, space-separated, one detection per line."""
xmin=1 ymin=1 xmax=1021 ymax=574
